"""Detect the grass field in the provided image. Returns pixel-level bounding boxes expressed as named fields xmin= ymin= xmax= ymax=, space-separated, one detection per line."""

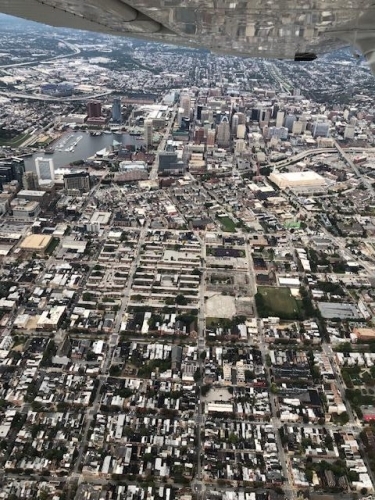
xmin=256 ymin=286 xmax=302 ymax=319
xmin=218 ymin=216 xmax=236 ymax=232
xmin=0 ymin=133 xmax=31 ymax=148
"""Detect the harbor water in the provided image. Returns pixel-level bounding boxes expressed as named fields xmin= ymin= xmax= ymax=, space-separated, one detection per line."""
xmin=24 ymin=131 xmax=145 ymax=172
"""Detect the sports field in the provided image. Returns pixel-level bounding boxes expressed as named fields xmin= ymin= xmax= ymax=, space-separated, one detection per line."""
xmin=256 ymin=286 xmax=302 ymax=319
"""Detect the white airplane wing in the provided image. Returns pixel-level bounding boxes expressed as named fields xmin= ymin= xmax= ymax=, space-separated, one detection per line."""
xmin=0 ymin=0 xmax=374 ymax=68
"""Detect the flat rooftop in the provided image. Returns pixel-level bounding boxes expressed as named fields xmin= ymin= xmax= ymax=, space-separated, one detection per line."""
xmin=20 ymin=234 xmax=52 ymax=251
xmin=317 ymin=302 xmax=360 ymax=319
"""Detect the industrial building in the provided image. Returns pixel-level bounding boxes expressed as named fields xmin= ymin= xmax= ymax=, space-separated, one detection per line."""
xmin=20 ymin=234 xmax=53 ymax=252
xmin=269 ymin=170 xmax=328 ymax=192
xmin=37 ymin=305 xmax=66 ymax=330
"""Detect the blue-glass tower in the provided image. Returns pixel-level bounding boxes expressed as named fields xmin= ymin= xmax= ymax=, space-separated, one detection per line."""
xmin=111 ymin=98 xmax=122 ymax=123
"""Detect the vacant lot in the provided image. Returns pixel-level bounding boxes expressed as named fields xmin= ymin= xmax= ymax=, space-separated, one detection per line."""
xmin=218 ymin=216 xmax=236 ymax=232
xmin=206 ymin=292 xmax=236 ymax=319
xmin=255 ymin=286 xmax=302 ymax=320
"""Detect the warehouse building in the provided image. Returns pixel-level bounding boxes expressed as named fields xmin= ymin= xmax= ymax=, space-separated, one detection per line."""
xmin=269 ymin=170 xmax=328 ymax=192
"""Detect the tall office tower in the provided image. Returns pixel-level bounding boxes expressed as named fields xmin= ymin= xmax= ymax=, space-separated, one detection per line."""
xmin=217 ymin=116 xmax=230 ymax=147
xmin=343 ymin=109 xmax=350 ymax=120
xmin=158 ymin=151 xmax=178 ymax=173
xmin=203 ymin=121 xmax=211 ymax=138
xmin=237 ymin=124 xmax=246 ymax=139
xmin=0 ymin=158 xmax=25 ymax=187
xmin=22 ymin=171 xmax=39 ymax=190
xmin=111 ymin=98 xmax=122 ymax=122
xmin=251 ymin=108 xmax=260 ymax=121
xmin=201 ymin=109 xmax=209 ymax=122
xmin=194 ymin=128 xmax=205 ymax=144
xmin=144 ymin=118 xmax=153 ymax=149
xmin=284 ymin=114 xmax=296 ymax=132
xmin=181 ymin=118 xmax=190 ymax=131
xmin=299 ymin=116 xmax=308 ymax=132
xmin=292 ymin=120 xmax=303 ymax=135
xmin=272 ymin=104 xmax=280 ymax=119
xmin=196 ymin=105 xmax=203 ymax=121
xmin=268 ymin=127 xmax=288 ymax=140
xmin=177 ymin=107 xmax=184 ymax=127
xmin=236 ymin=112 xmax=246 ymax=125
xmin=344 ymin=124 xmax=355 ymax=139
xmin=63 ymin=171 xmax=91 ymax=192
xmin=235 ymin=139 xmax=245 ymax=154
xmin=276 ymin=111 xmax=285 ymax=128
xmin=86 ymin=100 xmax=102 ymax=118
xmin=312 ymin=121 xmax=329 ymax=138
xmin=260 ymin=110 xmax=270 ymax=124
xmin=0 ymin=165 xmax=13 ymax=189
xmin=35 ymin=157 xmax=55 ymax=182
xmin=231 ymin=113 xmax=239 ymax=136
xmin=206 ymin=129 xmax=216 ymax=147
xmin=181 ymin=95 xmax=191 ymax=118
xmin=12 ymin=158 xmax=25 ymax=186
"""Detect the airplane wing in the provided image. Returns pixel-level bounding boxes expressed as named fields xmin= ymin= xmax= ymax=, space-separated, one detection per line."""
xmin=0 ymin=0 xmax=375 ymax=68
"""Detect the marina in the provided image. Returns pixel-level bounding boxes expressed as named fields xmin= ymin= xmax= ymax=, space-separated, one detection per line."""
xmin=24 ymin=130 xmax=145 ymax=171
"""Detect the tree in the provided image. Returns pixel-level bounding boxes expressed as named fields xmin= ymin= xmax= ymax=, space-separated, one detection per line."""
xmin=228 ymin=432 xmax=239 ymax=444
xmin=82 ymin=292 xmax=93 ymax=301
xmin=194 ymin=368 xmax=201 ymax=382
xmin=245 ymin=370 xmax=256 ymax=382
xmin=176 ymin=294 xmax=188 ymax=305
xmin=338 ymin=411 xmax=349 ymax=425
xmin=109 ymin=365 xmax=121 ymax=377
xmin=201 ymin=384 xmax=211 ymax=396
xmin=39 ymin=488 xmax=50 ymax=500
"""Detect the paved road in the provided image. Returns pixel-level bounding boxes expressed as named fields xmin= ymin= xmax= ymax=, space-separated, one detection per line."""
xmin=322 ymin=342 xmax=375 ymax=489
xmin=192 ymin=232 xmax=207 ymax=499
xmin=322 ymin=343 xmax=356 ymax=422
xmin=113 ymin=223 xmax=149 ymax=334
xmin=257 ymin=318 xmax=296 ymax=500
xmin=0 ymin=39 xmax=81 ymax=70
xmin=149 ymin=106 xmax=177 ymax=180
xmin=334 ymin=140 xmax=375 ymax=196
xmin=271 ymin=144 xmax=375 ymax=170
xmin=74 ymin=223 xmax=150 ymax=475
xmin=0 ymin=90 xmax=112 ymax=102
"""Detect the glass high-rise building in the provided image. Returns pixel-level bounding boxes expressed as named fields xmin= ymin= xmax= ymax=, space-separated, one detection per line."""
xmin=35 ymin=157 xmax=55 ymax=182
xmin=111 ymin=98 xmax=122 ymax=122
